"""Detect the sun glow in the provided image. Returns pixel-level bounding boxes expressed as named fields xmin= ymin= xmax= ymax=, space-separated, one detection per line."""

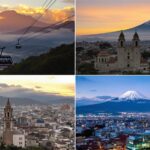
xmin=0 ymin=76 xmax=75 ymax=97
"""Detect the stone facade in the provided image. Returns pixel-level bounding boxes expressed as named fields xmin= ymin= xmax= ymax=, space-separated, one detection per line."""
xmin=95 ymin=31 xmax=149 ymax=73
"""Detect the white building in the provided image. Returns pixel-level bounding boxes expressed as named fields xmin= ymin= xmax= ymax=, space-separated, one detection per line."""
xmin=13 ymin=134 xmax=25 ymax=148
xmin=35 ymin=118 xmax=45 ymax=127
xmin=95 ymin=31 xmax=149 ymax=73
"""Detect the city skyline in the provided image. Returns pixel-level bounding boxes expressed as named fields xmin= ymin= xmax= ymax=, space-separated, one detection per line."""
xmin=76 ymin=76 xmax=150 ymax=98
xmin=77 ymin=0 xmax=150 ymax=35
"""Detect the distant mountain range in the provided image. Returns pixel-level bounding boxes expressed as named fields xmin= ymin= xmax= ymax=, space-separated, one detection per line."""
xmin=11 ymin=21 xmax=74 ymax=34
xmin=0 ymin=96 xmax=73 ymax=106
xmin=77 ymin=91 xmax=150 ymax=114
xmin=0 ymin=96 xmax=43 ymax=106
xmin=0 ymin=10 xmax=47 ymax=32
xmin=77 ymin=20 xmax=150 ymax=41
xmin=0 ymin=10 xmax=74 ymax=33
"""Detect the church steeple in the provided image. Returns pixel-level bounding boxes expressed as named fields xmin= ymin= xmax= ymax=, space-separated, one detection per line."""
xmin=132 ymin=32 xmax=140 ymax=47
xmin=3 ymin=99 xmax=14 ymax=145
xmin=118 ymin=31 xmax=125 ymax=47
xmin=6 ymin=99 xmax=10 ymax=107
xmin=4 ymin=99 xmax=13 ymax=130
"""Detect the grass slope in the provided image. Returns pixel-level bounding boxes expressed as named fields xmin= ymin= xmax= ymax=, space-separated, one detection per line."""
xmin=1 ymin=43 xmax=74 ymax=74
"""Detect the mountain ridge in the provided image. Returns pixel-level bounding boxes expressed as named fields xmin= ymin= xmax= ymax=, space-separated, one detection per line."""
xmin=0 ymin=10 xmax=48 ymax=32
xmin=77 ymin=20 xmax=150 ymax=41
xmin=77 ymin=90 xmax=150 ymax=114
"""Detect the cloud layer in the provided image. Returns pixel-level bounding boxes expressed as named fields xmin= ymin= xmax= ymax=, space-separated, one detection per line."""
xmin=0 ymin=4 xmax=74 ymax=24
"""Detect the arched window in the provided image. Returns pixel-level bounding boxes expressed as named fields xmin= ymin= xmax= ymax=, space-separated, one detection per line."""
xmin=135 ymin=41 xmax=138 ymax=47
xmin=121 ymin=41 xmax=123 ymax=47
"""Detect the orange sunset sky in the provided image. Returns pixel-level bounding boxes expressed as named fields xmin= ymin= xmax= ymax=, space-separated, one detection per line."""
xmin=0 ymin=0 xmax=74 ymax=24
xmin=77 ymin=0 xmax=150 ymax=35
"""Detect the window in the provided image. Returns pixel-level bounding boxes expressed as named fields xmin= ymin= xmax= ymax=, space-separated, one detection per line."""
xmin=121 ymin=41 xmax=123 ymax=47
xmin=127 ymin=64 xmax=130 ymax=67
xmin=135 ymin=41 xmax=138 ymax=47
xmin=127 ymin=56 xmax=130 ymax=59
xmin=19 ymin=137 xmax=22 ymax=140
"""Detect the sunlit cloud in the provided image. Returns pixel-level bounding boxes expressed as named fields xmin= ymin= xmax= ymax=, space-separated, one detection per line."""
xmin=0 ymin=76 xmax=75 ymax=97
xmin=0 ymin=4 xmax=74 ymax=24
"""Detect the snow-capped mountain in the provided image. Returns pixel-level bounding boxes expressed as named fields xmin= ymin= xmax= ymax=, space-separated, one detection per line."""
xmin=77 ymin=96 xmax=116 ymax=106
xmin=119 ymin=90 xmax=146 ymax=100
xmin=77 ymin=91 xmax=150 ymax=114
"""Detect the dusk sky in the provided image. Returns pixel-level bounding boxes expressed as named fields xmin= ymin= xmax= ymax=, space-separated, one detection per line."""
xmin=77 ymin=0 xmax=150 ymax=35
xmin=0 ymin=0 xmax=74 ymax=24
xmin=0 ymin=76 xmax=74 ymax=100
xmin=76 ymin=76 xmax=150 ymax=98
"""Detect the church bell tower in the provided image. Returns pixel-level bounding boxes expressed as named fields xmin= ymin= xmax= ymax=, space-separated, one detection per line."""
xmin=3 ymin=99 xmax=14 ymax=145
xmin=132 ymin=32 xmax=140 ymax=47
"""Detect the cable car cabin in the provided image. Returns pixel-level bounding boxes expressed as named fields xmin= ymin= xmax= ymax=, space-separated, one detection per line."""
xmin=16 ymin=44 xmax=22 ymax=49
xmin=0 ymin=56 xmax=13 ymax=70
xmin=16 ymin=39 xmax=22 ymax=49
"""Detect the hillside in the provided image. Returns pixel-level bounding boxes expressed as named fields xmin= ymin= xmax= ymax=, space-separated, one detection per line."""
xmin=0 ymin=43 xmax=74 ymax=74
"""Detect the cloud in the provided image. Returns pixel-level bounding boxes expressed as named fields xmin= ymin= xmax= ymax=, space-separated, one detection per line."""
xmin=0 ymin=83 xmax=73 ymax=103
xmin=90 ymin=89 xmax=97 ymax=92
xmin=62 ymin=0 xmax=74 ymax=3
xmin=0 ymin=4 xmax=74 ymax=24
xmin=15 ymin=5 xmax=74 ymax=24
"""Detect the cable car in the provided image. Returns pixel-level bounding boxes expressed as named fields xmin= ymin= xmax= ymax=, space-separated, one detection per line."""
xmin=0 ymin=47 xmax=13 ymax=70
xmin=0 ymin=55 xmax=13 ymax=65
xmin=16 ymin=39 xmax=22 ymax=49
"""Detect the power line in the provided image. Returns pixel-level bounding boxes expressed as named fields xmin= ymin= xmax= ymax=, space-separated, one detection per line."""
xmin=19 ymin=0 xmax=56 ymax=40
xmin=21 ymin=15 xmax=74 ymax=43
xmin=5 ymin=0 xmax=57 ymax=48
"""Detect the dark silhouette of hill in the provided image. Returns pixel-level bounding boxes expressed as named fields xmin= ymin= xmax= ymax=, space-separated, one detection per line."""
xmin=0 ymin=43 xmax=74 ymax=74
xmin=12 ymin=21 xmax=74 ymax=34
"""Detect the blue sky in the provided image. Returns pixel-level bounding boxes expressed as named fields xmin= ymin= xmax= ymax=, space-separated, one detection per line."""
xmin=76 ymin=76 xmax=150 ymax=98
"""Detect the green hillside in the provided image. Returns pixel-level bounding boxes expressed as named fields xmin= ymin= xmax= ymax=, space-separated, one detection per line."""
xmin=1 ymin=43 xmax=74 ymax=74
